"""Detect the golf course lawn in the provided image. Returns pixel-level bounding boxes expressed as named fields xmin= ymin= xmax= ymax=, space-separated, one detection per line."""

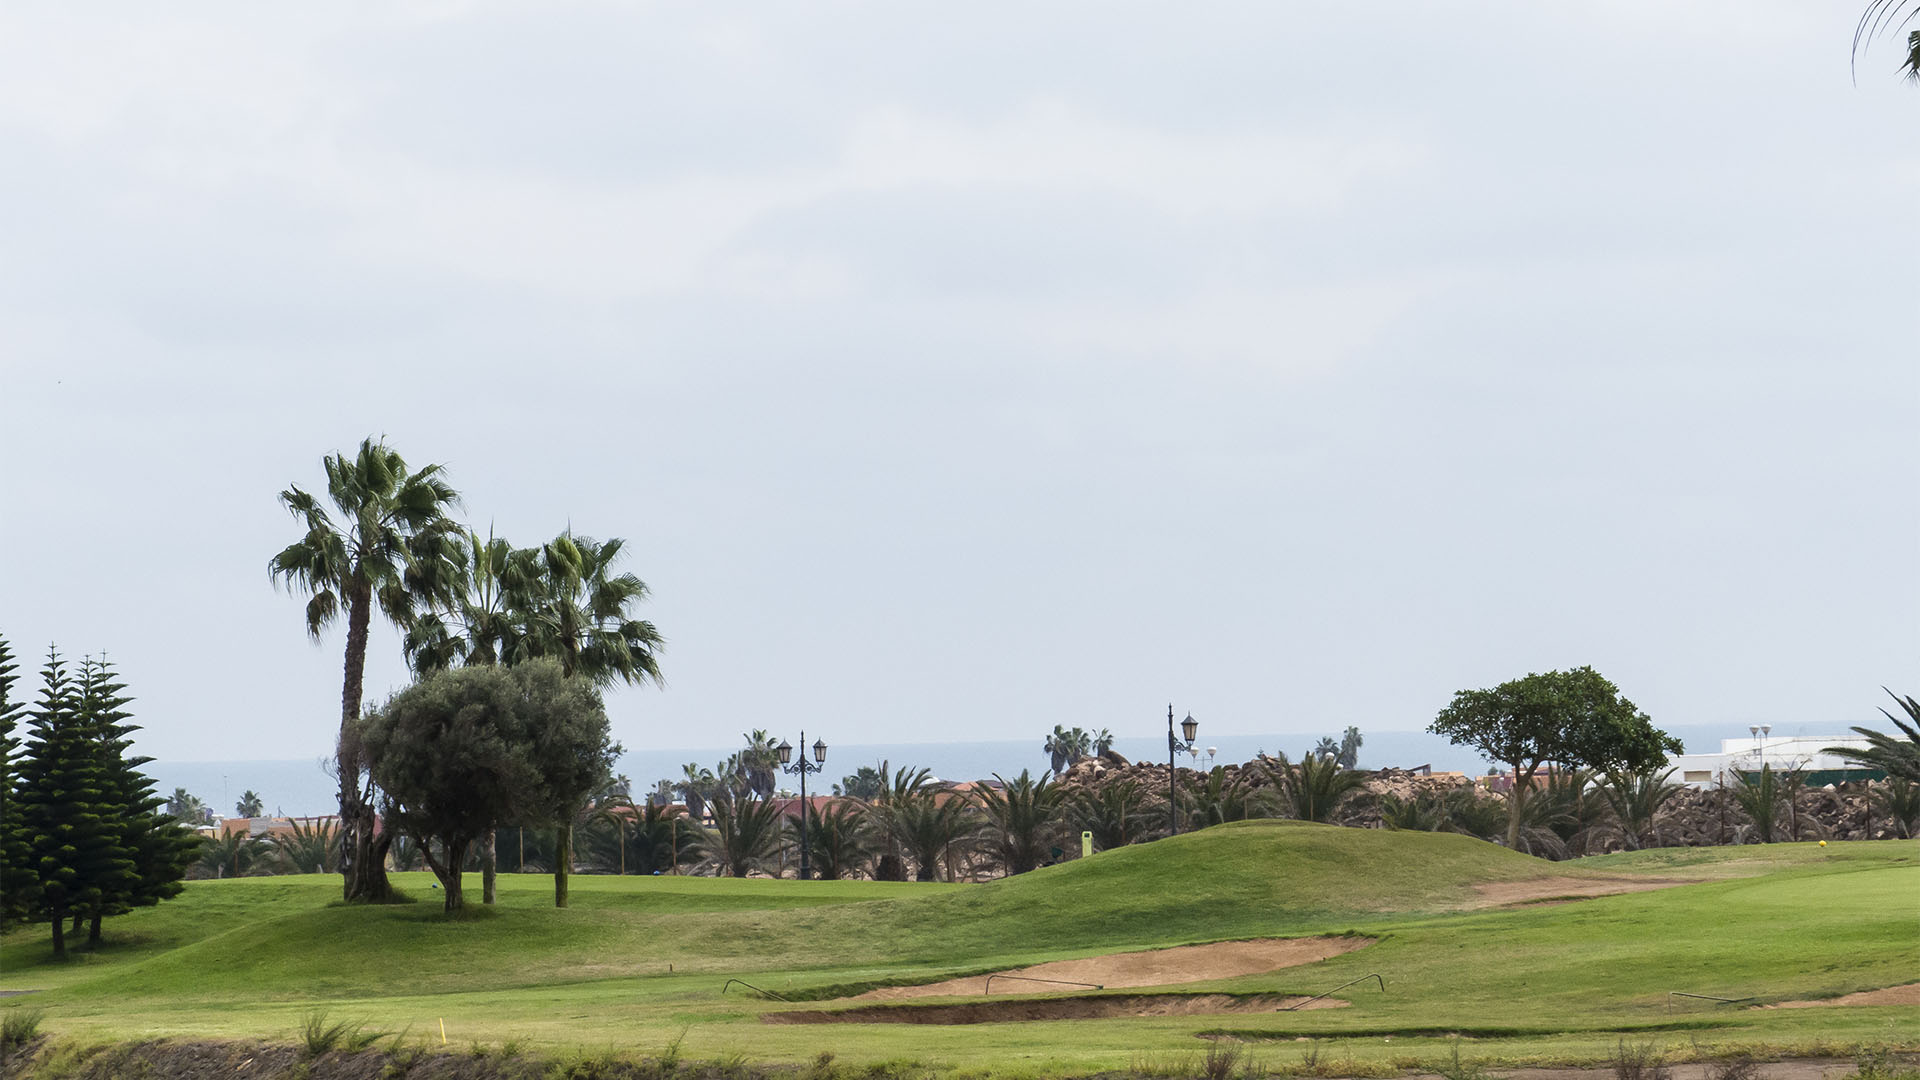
xmin=0 ymin=822 xmax=1913 ymax=1076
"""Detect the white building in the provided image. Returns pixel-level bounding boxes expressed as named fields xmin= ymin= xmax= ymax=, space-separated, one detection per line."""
xmin=1667 ymin=731 xmax=1877 ymax=790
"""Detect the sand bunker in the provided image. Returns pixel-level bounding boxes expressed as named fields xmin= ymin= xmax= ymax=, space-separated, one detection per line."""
xmin=1765 ymin=983 xmax=1920 ymax=1008
xmin=849 ymin=936 xmax=1373 ymax=1002
xmin=1472 ymin=877 xmax=1691 ymax=907
xmin=765 ymin=992 xmax=1346 ymax=1025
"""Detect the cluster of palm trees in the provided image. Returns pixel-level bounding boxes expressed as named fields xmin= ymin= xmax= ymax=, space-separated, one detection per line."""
xmin=269 ymin=438 xmax=662 ymax=902
xmin=1041 ymin=725 xmax=1114 ymax=773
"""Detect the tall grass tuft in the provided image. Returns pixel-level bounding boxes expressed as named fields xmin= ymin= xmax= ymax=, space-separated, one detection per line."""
xmin=0 ymin=1008 xmax=44 ymax=1054
xmin=1611 ymin=1040 xmax=1672 ymax=1080
xmin=298 ymin=1010 xmax=388 ymax=1059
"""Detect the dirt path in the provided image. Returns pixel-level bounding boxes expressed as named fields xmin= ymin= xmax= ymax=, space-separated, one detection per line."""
xmin=767 ymin=992 xmax=1346 ymax=1024
xmin=851 ymin=936 xmax=1373 ymax=1001
xmin=1763 ymin=982 xmax=1920 ymax=1008
xmin=1471 ymin=877 xmax=1693 ymax=907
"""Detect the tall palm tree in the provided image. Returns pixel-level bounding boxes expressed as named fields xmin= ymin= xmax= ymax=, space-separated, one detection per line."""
xmin=512 ymin=532 xmax=664 ymax=689
xmin=235 ymin=791 xmax=264 ymax=818
xmin=676 ymin=763 xmax=716 ymax=821
xmin=976 ymin=771 xmax=1062 ymax=876
xmin=269 ymin=437 xmax=463 ymax=903
xmin=1855 ymin=2 xmax=1920 ymax=82
xmin=1828 ymin=691 xmax=1920 ymax=783
xmin=856 ymin=765 xmax=934 ymax=881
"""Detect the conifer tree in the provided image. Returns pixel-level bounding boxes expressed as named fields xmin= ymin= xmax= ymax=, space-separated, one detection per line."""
xmin=0 ymin=634 xmax=39 ymax=922
xmin=74 ymin=657 xmax=194 ymax=945
xmin=15 ymin=648 xmax=131 ymax=959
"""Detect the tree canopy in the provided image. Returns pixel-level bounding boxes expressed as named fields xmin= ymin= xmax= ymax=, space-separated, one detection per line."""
xmin=1430 ymin=666 xmax=1679 ymax=849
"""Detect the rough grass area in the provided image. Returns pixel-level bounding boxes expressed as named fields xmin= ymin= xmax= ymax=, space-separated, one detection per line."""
xmin=0 ymin=823 xmax=1914 ymax=1077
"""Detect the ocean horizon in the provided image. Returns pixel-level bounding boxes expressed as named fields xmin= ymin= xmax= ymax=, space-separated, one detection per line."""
xmin=143 ymin=722 xmax=1786 ymax=819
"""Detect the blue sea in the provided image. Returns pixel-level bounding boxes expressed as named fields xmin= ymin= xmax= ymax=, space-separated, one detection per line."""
xmin=144 ymin=723 xmax=1753 ymax=818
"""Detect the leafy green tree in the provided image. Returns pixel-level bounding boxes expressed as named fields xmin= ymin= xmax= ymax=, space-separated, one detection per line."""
xmin=510 ymin=662 xmax=618 ymax=907
xmin=699 ymin=790 xmax=785 ymax=877
xmin=1337 ymin=727 xmax=1363 ymax=770
xmin=15 ymin=649 xmax=133 ymax=959
xmin=359 ymin=664 xmax=546 ymax=912
xmin=976 ymin=771 xmax=1062 ymax=876
xmin=1429 ymin=666 xmax=1679 ymax=849
xmin=270 ymin=437 xmax=464 ymax=903
xmin=833 ymin=764 xmax=887 ymax=801
xmin=0 ymin=634 xmax=40 ymax=923
xmin=1069 ymin=777 xmax=1159 ymax=851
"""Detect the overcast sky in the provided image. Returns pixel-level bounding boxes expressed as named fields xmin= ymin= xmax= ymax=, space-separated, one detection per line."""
xmin=1 ymin=2 xmax=1915 ymax=768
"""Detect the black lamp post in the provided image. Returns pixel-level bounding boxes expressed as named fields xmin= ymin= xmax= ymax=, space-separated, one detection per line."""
xmin=776 ymin=733 xmax=828 ymax=880
xmin=1167 ymin=705 xmax=1198 ymax=836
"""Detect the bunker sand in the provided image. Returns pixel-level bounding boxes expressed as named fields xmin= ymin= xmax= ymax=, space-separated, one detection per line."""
xmin=850 ymin=936 xmax=1372 ymax=1002
xmin=1471 ymin=877 xmax=1692 ymax=907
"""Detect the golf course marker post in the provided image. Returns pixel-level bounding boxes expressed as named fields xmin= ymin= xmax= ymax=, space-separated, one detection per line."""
xmin=1082 ymin=831 xmax=1092 ymax=858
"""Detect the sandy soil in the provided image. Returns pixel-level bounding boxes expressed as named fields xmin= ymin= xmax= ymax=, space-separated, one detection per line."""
xmin=1470 ymin=877 xmax=1692 ymax=906
xmin=1764 ymin=982 xmax=1920 ymax=1008
xmin=849 ymin=935 xmax=1374 ymax=1001
xmin=765 ymin=992 xmax=1346 ymax=1025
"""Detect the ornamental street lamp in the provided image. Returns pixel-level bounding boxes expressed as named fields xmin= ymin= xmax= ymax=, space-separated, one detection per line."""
xmin=777 ymin=733 xmax=828 ymax=880
xmin=1167 ymin=705 xmax=1198 ymax=836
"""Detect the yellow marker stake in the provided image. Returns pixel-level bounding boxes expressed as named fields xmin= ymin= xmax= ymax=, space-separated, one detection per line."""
xmin=439 ymin=1019 xmax=447 ymax=1045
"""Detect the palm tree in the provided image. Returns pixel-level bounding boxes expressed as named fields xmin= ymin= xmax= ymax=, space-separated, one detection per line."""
xmin=734 ymin=731 xmax=780 ymax=800
xmin=269 ymin=437 xmax=463 ymax=903
xmin=1091 ymin=729 xmax=1115 ymax=756
xmin=1378 ymin=792 xmax=1446 ymax=832
xmin=1828 ymin=691 xmax=1920 ymax=783
xmin=976 ymin=771 xmax=1062 ymax=876
xmin=1871 ymin=776 xmax=1920 ymax=838
xmin=195 ymin=831 xmax=274 ymax=879
xmin=676 ymin=763 xmax=716 ymax=821
xmin=235 ymin=791 xmax=264 ymax=818
xmin=1599 ymin=767 xmax=1682 ymax=850
xmin=794 ymin=801 xmax=866 ymax=880
xmin=884 ymin=790 xmax=979 ymax=882
xmin=273 ymin=819 xmax=340 ymax=874
xmin=1263 ymin=754 xmax=1368 ymax=823
xmin=510 ymin=532 xmax=664 ymax=689
xmin=1855 ymin=2 xmax=1920 ymax=82
xmin=1733 ymin=764 xmax=1789 ymax=843
xmin=1043 ymin=726 xmax=1073 ymax=774
xmin=1181 ymin=766 xmax=1269 ymax=828
xmin=700 ymin=791 xmax=785 ymax=877
xmin=1069 ymin=778 xmax=1159 ymax=851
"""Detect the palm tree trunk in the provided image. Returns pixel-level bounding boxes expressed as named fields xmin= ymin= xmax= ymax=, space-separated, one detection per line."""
xmin=554 ymin=822 xmax=572 ymax=908
xmin=339 ymin=583 xmax=394 ymax=904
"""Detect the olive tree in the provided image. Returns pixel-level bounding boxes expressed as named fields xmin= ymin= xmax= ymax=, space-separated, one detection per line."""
xmin=359 ymin=665 xmax=542 ymax=912
xmin=1430 ymin=666 xmax=1679 ymax=851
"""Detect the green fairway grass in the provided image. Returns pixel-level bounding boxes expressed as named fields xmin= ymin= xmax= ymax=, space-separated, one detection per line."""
xmin=2 ymin=822 xmax=1913 ymax=1076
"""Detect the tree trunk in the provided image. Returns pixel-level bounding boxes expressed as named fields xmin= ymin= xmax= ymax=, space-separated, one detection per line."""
xmin=1505 ymin=763 xmax=1531 ymax=850
xmin=554 ymin=822 xmax=571 ymax=908
xmin=88 ymin=906 xmax=103 ymax=947
xmin=50 ymin=905 xmax=66 ymax=961
xmin=338 ymin=580 xmax=382 ymax=902
xmin=482 ymin=830 xmax=497 ymax=904
xmin=419 ymin=833 xmax=467 ymax=913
